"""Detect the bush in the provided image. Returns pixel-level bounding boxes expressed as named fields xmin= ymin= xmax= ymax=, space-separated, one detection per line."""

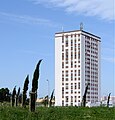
xmin=0 ymin=106 xmax=115 ymax=120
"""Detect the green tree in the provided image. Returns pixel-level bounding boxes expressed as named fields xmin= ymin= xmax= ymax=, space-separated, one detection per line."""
xmin=15 ymin=87 xmax=20 ymax=106
xmin=11 ymin=86 xmax=16 ymax=107
xmin=32 ymin=59 xmax=42 ymax=93
xmin=81 ymin=83 xmax=89 ymax=107
xmin=0 ymin=88 xmax=10 ymax=102
xmin=49 ymin=89 xmax=54 ymax=107
xmin=30 ymin=59 xmax=42 ymax=112
xmin=107 ymin=93 xmax=111 ymax=107
xmin=22 ymin=75 xmax=29 ymax=107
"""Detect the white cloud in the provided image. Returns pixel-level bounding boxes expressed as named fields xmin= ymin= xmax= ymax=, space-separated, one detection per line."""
xmin=30 ymin=0 xmax=115 ymax=21
xmin=0 ymin=12 xmax=57 ymax=27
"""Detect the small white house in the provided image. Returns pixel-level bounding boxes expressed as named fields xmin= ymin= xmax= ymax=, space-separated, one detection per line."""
xmin=86 ymin=102 xmax=100 ymax=107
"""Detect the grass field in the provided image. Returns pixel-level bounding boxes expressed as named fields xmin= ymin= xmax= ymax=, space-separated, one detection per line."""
xmin=0 ymin=105 xmax=115 ymax=120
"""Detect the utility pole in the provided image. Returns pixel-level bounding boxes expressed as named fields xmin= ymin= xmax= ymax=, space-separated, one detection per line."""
xmin=47 ymin=79 xmax=50 ymax=107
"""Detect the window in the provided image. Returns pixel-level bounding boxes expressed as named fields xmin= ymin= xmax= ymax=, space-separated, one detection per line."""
xmin=62 ymin=53 xmax=64 ymax=60
xmin=65 ymin=70 xmax=68 ymax=77
xmin=78 ymin=82 xmax=80 ymax=89
xmin=75 ymin=96 xmax=77 ymax=102
xmin=62 ymin=35 xmax=64 ymax=43
xmin=78 ymin=70 xmax=80 ymax=76
xmin=62 ymin=87 xmax=64 ymax=98
xmin=71 ymin=96 xmax=73 ymax=102
xmin=66 ymin=78 xmax=68 ymax=81
xmin=75 ymin=39 xmax=76 ymax=43
xmin=71 ymin=71 xmax=73 ymax=81
xmin=71 ymin=61 xmax=73 ymax=68
xmin=65 ymin=39 xmax=68 ymax=47
xmin=66 ymin=104 xmax=68 ymax=106
xmin=75 ymin=52 xmax=77 ymax=59
xmin=78 ymin=43 xmax=80 ymax=48
xmin=62 ymin=100 xmax=64 ymax=106
xmin=65 ymin=49 xmax=68 ymax=60
xmin=62 ymin=62 xmax=64 ymax=68
xmin=62 ymin=45 xmax=64 ymax=51
xmin=78 ymin=34 xmax=80 ymax=37
xmin=71 ymin=52 xmax=73 ymax=59
xmin=75 ymin=83 xmax=77 ymax=89
xmin=71 ymin=40 xmax=73 ymax=46
xmin=65 ymin=83 xmax=69 ymax=89
xmin=65 ymin=96 xmax=69 ymax=102
xmin=78 ymin=91 xmax=80 ymax=94
xmin=71 ymin=83 xmax=73 ymax=89
xmin=78 ymin=52 xmax=80 ymax=59
xmin=71 ymin=90 xmax=73 ymax=94
xmin=75 ymin=70 xmax=77 ymax=76
xmin=71 ymin=47 xmax=73 ymax=50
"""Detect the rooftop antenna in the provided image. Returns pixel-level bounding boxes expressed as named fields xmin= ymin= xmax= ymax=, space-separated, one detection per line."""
xmin=80 ymin=22 xmax=83 ymax=30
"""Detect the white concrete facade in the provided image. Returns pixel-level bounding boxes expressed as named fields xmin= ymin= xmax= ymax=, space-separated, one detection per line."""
xmin=55 ymin=30 xmax=101 ymax=106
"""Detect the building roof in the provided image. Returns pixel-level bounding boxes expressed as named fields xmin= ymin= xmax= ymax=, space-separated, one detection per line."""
xmin=55 ymin=30 xmax=101 ymax=40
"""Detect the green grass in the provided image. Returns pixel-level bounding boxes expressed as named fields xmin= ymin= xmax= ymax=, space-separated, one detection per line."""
xmin=0 ymin=106 xmax=115 ymax=120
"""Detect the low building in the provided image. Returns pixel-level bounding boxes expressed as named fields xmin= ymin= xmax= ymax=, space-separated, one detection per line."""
xmin=101 ymin=96 xmax=115 ymax=107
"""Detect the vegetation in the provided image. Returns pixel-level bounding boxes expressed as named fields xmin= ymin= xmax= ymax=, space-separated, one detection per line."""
xmin=15 ymin=87 xmax=20 ymax=106
xmin=81 ymin=83 xmax=89 ymax=107
xmin=32 ymin=59 xmax=42 ymax=93
xmin=22 ymin=75 xmax=29 ymax=107
xmin=11 ymin=86 xmax=16 ymax=107
xmin=0 ymin=106 xmax=115 ymax=120
xmin=49 ymin=89 xmax=54 ymax=107
xmin=30 ymin=59 xmax=42 ymax=112
xmin=107 ymin=93 xmax=111 ymax=107
xmin=0 ymin=88 xmax=10 ymax=102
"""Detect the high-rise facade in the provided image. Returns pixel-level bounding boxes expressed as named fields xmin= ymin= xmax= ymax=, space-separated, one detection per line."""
xmin=55 ymin=29 xmax=101 ymax=106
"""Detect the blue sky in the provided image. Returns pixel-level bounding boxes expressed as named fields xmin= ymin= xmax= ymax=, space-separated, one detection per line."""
xmin=0 ymin=0 xmax=114 ymax=98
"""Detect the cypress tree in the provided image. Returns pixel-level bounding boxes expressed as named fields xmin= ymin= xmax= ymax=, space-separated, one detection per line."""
xmin=30 ymin=59 xmax=42 ymax=112
xmin=22 ymin=75 xmax=29 ymax=107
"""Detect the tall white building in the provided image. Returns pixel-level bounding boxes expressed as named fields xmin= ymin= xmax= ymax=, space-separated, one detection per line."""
xmin=55 ymin=29 xmax=101 ymax=106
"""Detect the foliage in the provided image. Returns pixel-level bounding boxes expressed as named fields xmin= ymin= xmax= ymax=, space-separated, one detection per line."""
xmin=107 ymin=93 xmax=111 ymax=107
xmin=0 ymin=106 xmax=115 ymax=120
xmin=0 ymin=88 xmax=10 ymax=102
xmin=30 ymin=60 xmax=42 ymax=112
xmin=22 ymin=75 xmax=29 ymax=107
xmin=32 ymin=59 xmax=42 ymax=92
xmin=43 ymin=95 xmax=48 ymax=107
xmin=15 ymin=87 xmax=20 ymax=106
xmin=49 ymin=89 xmax=54 ymax=107
xmin=17 ymin=87 xmax=20 ymax=98
xmin=82 ymin=83 xmax=89 ymax=107
xmin=23 ymin=75 xmax=29 ymax=94
xmin=11 ymin=86 xmax=16 ymax=107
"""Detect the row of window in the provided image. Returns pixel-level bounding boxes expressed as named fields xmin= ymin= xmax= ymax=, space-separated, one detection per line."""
xmin=62 ymin=77 xmax=81 ymax=81
xmin=62 ymin=100 xmax=81 ymax=106
xmin=62 ymin=82 xmax=80 ymax=89
xmin=85 ymin=43 xmax=98 ymax=48
xmin=62 ymin=82 xmax=80 ymax=90
xmin=62 ymin=52 xmax=80 ymax=60
xmin=62 ymin=70 xmax=80 ymax=77
xmin=62 ymin=61 xmax=81 ymax=68
xmin=85 ymin=36 xmax=99 ymax=43
xmin=65 ymin=96 xmax=81 ymax=103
